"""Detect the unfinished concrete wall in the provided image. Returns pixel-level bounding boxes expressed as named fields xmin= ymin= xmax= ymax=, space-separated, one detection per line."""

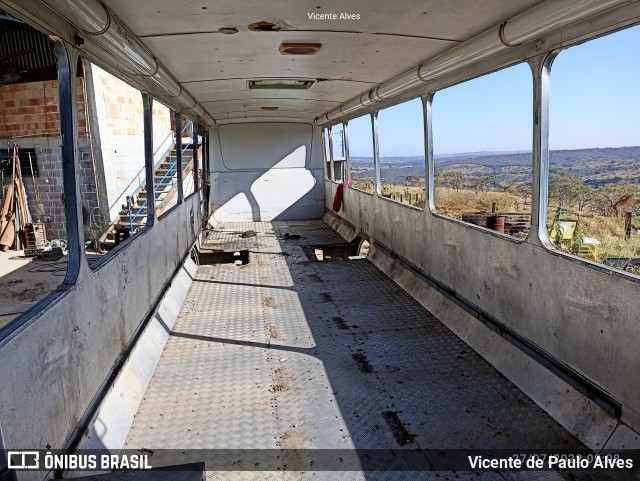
xmin=152 ymin=102 xmax=172 ymax=163
xmin=326 ymin=180 xmax=640 ymax=432
xmin=0 ymin=194 xmax=200 ymax=480
xmin=210 ymin=122 xmax=324 ymax=222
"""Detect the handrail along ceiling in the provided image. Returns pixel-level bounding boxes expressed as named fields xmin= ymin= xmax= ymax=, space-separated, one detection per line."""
xmin=314 ymin=0 xmax=632 ymax=127
xmin=34 ymin=0 xmax=215 ymax=127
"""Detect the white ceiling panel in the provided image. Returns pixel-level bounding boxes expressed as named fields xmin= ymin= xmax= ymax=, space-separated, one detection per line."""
xmin=99 ymin=0 xmax=543 ymax=122
xmin=141 ymin=31 xmax=455 ymax=84
xmin=104 ymin=0 xmax=540 ymax=41
xmin=226 ymin=111 xmax=315 ymax=120
xmin=212 ymin=112 xmax=316 ymax=123
xmin=203 ymin=98 xmax=340 ymax=114
xmin=185 ymin=79 xmax=379 ymax=103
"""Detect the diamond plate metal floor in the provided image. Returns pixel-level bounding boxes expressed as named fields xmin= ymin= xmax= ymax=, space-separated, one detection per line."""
xmin=124 ymin=220 xmax=609 ymax=481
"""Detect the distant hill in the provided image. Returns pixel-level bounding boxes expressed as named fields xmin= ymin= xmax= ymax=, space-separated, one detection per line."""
xmin=350 ymin=146 xmax=640 ymax=187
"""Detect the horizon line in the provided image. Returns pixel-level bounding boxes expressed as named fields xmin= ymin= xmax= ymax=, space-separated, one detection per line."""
xmin=347 ymin=145 xmax=640 ymax=159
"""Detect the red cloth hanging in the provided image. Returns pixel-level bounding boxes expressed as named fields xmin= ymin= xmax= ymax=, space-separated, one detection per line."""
xmin=332 ymin=182 xmax=345 ymax=212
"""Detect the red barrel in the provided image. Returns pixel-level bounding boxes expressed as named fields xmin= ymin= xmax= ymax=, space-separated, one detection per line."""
xmin=486 ymin=215 xmax=505 ymax=233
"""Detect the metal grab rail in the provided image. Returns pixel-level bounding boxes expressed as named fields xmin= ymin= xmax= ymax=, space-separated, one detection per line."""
xmin=128 ymin=121 xmax=195 ymax=231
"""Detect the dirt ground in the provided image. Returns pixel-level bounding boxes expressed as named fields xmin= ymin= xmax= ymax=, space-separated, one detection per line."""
xmin=0 ymin=250 xmax=67 ymax=329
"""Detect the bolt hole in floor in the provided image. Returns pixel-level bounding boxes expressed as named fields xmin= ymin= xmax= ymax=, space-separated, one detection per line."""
xmin=193 ymin=249 xmax=249 ymax=265
xmin=302 ymin=241 xmax=368 ymax=262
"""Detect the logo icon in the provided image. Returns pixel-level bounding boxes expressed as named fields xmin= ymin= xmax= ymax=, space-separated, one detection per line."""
xmin=7 ymin=451 xmax=40 ymax=469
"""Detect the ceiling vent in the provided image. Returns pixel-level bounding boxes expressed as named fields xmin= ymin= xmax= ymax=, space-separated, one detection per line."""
xmin=248 ymin=79 xmax=316 ymax=90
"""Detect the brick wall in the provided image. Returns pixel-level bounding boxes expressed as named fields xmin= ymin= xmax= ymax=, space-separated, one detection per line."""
xmin=0 ymin=78 xmax=93 ymax=242
xmin=0 ymin=78 xmax=87 ymax=139
xmin=100 ymin=74 xmax=143 ymax=137
xmin=99 ymin=73 xmax=171 ymax=140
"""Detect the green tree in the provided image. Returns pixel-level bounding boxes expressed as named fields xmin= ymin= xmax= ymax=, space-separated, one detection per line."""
xmin=444 ymin=171 xmax=466 ymax=191
xmin=405 ymin=175 xmax=420 ymax=186
xmin=515 ymin=182 xmax=532 ymax=196
xmin=574 ymin=183 xmax=595 ymax=211
xmin=471 ymin=173 xmax=497 ymax=194
xmin=593 ymin=182 xmax=638 ymax=217
xmin=548 ymin=167 xmax=594 ymax=210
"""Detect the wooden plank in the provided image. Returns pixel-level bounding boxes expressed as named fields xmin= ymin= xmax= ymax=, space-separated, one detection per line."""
xmin=0 ymin=211 xmax=16 ymax=249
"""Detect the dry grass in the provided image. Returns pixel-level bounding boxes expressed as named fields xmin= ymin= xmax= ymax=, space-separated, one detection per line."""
xmin=438 ymin=190 xmax=640 ymax=261
xmin=350 ymin=183 xmax=640 ymax=265
xmin=545 ymin=193 xmax=640 ymax=261
xmin=351 ymin=180 xmax=375 ymax=194
xmin=382 ymin=184 xmax=426 ymax=208
xmin=549 ymin=212 xmax=640 ymax=261
xmin=434 ymin=187 xmax=530 ymax=218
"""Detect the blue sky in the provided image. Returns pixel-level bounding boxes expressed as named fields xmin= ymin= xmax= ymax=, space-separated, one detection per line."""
xmin=341 ymin=24 xmax=640 ymax=157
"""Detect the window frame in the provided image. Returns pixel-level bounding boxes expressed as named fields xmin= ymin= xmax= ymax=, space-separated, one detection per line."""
xmin=346 ymin=113 xmax=377 ymax=196
xmin=374 ymin=97 xmax=428 ymax=211
xmin=83 ymin=58 xmax=158 ymax=271
xmin=426 ymin=61 xmax=534 ymax=242
xmin=0 ymin=38 xmax=82 ymax=338
xmin=536 ymin=29 xmax=640 ymax=281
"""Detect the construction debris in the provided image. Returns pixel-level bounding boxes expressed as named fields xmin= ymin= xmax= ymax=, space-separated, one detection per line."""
xmin=1 ymin=145 xmax=35 ymax=252
xmin=23 ymin=222 xmax=47 ymax=256
xmin=28 ymin=151 xmax=45 ymax=216
xmin=40 ymin=246 xmax=64 ymax=261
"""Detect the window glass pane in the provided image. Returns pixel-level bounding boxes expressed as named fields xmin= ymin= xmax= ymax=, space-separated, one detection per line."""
xmin=377 ymin=98 xmax=425 ymax=208
xmin=347 ymin=115 xmax=375 ymax=194
xmin=433 ymin=63 xmax=533 ymax=239
xmin=548 ymin=26 xmax=640 ymax=271
xmin=0 ymin=19 xmax=66 ymax=328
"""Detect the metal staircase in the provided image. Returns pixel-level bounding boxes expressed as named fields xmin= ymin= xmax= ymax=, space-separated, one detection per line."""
xmin=99 ymin=121 xmax=198 ymax=250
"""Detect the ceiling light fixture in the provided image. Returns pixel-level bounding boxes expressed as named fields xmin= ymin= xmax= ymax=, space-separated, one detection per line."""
xmin=279 ymin=43 xmax=321 ymax=55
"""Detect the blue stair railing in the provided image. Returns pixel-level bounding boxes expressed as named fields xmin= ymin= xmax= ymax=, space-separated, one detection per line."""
xmin=128 ymin=120 xmax=194 ymax=232
xmin=108 ymin=128 xmax=175 ymax=216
